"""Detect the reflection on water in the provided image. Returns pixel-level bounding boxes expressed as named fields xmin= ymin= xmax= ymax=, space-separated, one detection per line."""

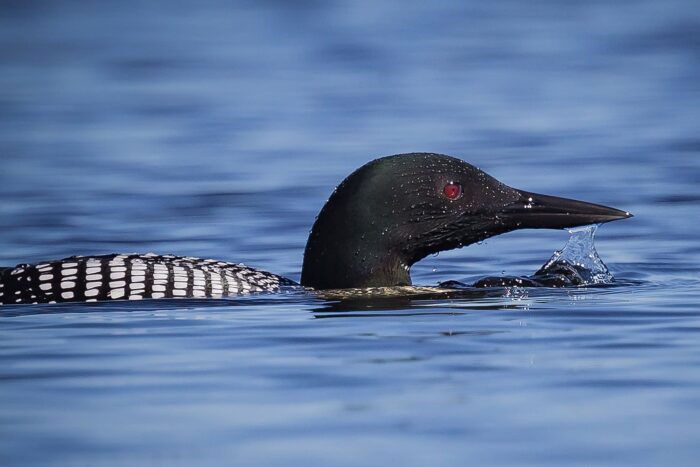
xmin=1 ymin=0 xmax=700 ymax=466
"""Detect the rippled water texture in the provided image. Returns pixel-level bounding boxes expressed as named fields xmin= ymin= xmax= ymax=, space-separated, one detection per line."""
xmin=1 ymin=1 xmax=699 ymax=465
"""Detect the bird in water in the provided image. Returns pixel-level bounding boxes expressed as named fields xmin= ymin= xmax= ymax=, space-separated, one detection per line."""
xmin=0 ymin=153 xmax=631 ymax=305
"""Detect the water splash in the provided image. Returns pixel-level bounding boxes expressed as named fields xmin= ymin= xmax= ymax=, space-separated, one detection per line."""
xmin=534 ymin=224 xmax=614 ymax=286
xmin=469 ymin=224 xmax=615 ymax=288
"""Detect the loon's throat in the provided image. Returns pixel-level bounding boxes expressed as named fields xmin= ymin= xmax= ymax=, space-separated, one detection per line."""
xmin=300 ymin=224 xmax=412 ymax=290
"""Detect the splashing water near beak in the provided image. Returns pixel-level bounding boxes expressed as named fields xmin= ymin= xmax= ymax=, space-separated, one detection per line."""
xmin=534 ymin=224 xmax=614 ymax=286
xmin=465 ymin=223 xmax=616 ymax=289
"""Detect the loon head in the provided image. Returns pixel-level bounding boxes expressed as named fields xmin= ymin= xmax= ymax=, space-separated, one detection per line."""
xmin=301 ymin=153 xmax=631 ymax=290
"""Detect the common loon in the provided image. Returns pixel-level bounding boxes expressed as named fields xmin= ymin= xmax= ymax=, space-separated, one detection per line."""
xmin=0 ymin=153 xmax=631 ymax=305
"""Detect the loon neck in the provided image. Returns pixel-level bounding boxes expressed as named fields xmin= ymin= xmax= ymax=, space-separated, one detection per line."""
xmin=300 ymin=220 xmax=412 ymax=290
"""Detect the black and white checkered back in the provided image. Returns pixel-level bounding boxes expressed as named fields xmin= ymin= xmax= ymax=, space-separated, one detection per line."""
xmin=0 ymin=254 xmax=297 ymax=305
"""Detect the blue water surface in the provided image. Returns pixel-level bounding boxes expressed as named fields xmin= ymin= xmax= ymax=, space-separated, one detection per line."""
xmin=1 ymin=0 xmax=700 ymax=465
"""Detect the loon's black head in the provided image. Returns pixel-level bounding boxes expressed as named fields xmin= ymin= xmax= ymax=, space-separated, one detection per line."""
xmin=301 ymin=153 xmax=631 ymax=290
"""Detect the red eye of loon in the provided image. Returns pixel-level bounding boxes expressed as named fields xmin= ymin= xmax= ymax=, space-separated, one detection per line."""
xmin=442 ymin=182 xmax=463 ymax=200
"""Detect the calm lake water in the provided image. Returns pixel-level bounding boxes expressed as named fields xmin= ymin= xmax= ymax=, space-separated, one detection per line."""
xmin=1 ymin=0 xmax=699 ymax=465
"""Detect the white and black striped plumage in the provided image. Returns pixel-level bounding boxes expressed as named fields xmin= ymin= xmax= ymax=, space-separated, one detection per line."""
xmin=0 ymin=254 xmax=297 ymax=305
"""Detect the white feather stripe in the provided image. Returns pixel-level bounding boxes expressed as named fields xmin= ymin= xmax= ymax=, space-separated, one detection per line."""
xmin=110 ymin=289 xmax=125 ymax=299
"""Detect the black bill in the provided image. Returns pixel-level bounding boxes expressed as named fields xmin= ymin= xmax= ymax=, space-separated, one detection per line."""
xmin=500 ymin=190 xmax=633 ymax=229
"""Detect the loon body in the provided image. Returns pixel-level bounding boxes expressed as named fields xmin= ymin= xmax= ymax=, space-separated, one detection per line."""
xmin=0 ymin=153 xmax=631 ymax=305
xmin=0 ymin=254 xmax=295 ymax=305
